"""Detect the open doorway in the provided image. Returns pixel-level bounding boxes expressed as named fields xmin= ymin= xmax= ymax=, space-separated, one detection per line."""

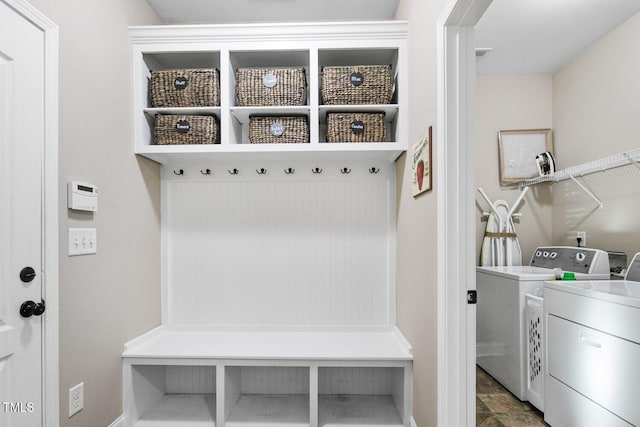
xmin=439 ymin=0 xmax=640 ymax=425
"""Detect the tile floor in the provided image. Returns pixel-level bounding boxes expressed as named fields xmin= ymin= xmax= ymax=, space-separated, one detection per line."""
xmin=476 ymin=366 xmax=548 ymax=426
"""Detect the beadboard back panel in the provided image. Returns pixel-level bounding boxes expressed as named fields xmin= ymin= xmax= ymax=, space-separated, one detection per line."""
xmin=319 ymin=367 xmax=401 ymax=395
xmin=166 ymin=366 xmax=217 ymax=394
xmin=162 ymin=161 xmax=396 ymax=327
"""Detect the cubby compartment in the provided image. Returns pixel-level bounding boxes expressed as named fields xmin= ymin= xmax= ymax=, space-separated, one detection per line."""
xmin=136 ymin=51 xmax=222 ymax=149
xmin=318 ymin=367 xmax=406 ymax=427
xmin=225 ymin=366 xmax=310 ymax=427
xmin=318 ymin=48 xmax=399 ymax=105
xmin=319 ymin=107 xmax=399 ymax=143
xmin=228 ymin=50 xmax=311 ymax=145
xmin=129 ymin=364 xmax=217 ymax=427
xmin=318 ymin=48 xmax=399 ymax=144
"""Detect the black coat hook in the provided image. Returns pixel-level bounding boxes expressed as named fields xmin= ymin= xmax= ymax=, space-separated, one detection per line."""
xmin=340 ymin=167 xmax=351 ymax=174
xmin=284 ymin=168 xmax=295 ymax=175
xmin=228 ymin=168 xmax=239 ymax=175
xmin=312 ymin=167 xmax=323 ymax=174
xmin=173 ymin=169 xmax=184 ymax=176
xmin=201 ymin=168 xmax=211 ymax=175
xmin=256 ymin=168 xmax=267 ymax=175
xmin=369 ymin=167 xmax=380 ymax=174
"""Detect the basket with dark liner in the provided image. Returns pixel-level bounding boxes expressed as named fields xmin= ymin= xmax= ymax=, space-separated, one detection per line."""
xmin=154 ymin=115 xmax=218 ymax=145
xmin=321 ymin=65 xmax=393 ymax=105
xmin=248 ymin=116 xmax=309 ymax=144
xmin=325 ymin=112 xmax=386 ymax=143
xmin=236 ymin=68 xmax=307 ymax=106
xmin=150 ymin=69 xmax=220 ymax=107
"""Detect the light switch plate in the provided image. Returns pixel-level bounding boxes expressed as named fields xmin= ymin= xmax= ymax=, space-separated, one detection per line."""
xmin=68 ymin=228 xmax=97 ymax=256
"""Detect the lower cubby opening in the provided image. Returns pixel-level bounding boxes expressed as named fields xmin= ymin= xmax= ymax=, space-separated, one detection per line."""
xmin=318 ymin=367 xmax=405 ymax=427
xmin=131 ymin=365 xmax=217 ymax=427
xmin=225 ymin=366 xmax=310 ymax=427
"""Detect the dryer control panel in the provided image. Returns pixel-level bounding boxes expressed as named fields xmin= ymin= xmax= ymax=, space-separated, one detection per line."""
xmin=529 ymin=246 xmax=609 ymax=274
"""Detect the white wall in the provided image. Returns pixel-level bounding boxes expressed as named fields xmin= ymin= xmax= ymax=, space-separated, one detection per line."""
xmin=395 ymin=0 xmax=446 ymax=426
xmin=552 ymin=11 xmax=640 ymax=259
xmin=25 ymin=1 xmax=162 ymax=426
xmin=475 ymin=75 xmax=553 ymax=263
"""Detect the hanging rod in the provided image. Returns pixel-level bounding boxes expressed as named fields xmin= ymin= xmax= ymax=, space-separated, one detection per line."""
xmin=519 ymin=147 xmax=640 ymax=188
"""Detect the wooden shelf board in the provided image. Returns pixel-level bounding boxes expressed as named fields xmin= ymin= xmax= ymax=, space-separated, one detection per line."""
xmin=123 ymin=329 xmax=413 ymax=361
xmin=135 ymin=143 xmax=405 ymax=164
xmin=144 ymin=107 xmax=221 ymax=117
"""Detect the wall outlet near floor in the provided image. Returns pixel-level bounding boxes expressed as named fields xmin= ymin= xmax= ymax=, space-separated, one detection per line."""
xmin=69 ymin=382 xmax=84 ymax=417
xmin=577 ymin=231 xmax=586 ymax=247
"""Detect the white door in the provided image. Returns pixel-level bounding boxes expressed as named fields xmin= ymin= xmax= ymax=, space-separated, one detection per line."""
xmin=0 ymin=1 xmax=46 ymax=425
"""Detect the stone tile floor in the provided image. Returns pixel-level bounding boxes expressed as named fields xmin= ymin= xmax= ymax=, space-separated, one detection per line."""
xmin=476 ymin=366 xmax=548 ymax=426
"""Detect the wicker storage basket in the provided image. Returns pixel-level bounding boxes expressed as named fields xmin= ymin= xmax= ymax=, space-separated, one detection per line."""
xmin=326 ymin=112 xmax=386 ymax=143
xmin=236 ymin=68 xmax=307 ymax=106
xmin=248 ymin=116 xmax=309 ymax=144
xmin=154 ymin=115 xmax=218 ymax=145
xmin=321 ymin=65 xmax=393 ymax=105
xmin=150 ymin=69 xmax=220 ymax=107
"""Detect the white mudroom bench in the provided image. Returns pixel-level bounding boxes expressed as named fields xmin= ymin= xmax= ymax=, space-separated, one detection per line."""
xmin=123 ymin=327 xmax=413 ymax=427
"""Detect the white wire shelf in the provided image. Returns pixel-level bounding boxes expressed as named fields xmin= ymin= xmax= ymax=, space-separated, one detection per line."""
xmin=518 ymin=147 xmax=640 ymax=187
xmin=517 ymin=147 xmax=640 ymax=209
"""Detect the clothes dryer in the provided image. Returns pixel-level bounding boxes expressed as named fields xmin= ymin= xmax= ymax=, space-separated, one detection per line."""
xmin=544 ymin=252 xmax=640 ymax=426
xmin=476 ymin=246 xmax=610 ymax=401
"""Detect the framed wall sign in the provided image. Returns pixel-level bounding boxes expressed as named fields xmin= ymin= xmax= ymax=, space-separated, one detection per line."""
xmin=498 ymin=128 xmax=553 ymax=185
xmin=412 ymin=125 xmax=432 ymax=197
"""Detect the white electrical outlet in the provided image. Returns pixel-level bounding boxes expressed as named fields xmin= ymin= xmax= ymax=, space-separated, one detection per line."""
xmin=68 ymin=228 xmax=97 ymax=256
xmin=69 ymin=382 xmax=84 ymax=417
xmin=577 ymin=231 xmax=586 ymax=247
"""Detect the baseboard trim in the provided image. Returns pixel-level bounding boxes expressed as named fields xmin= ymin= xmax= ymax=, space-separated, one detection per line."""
xmin=108 ymin=414 xmax=124 ymax=427
xmin=411 ymin=416 xmax=418 ymax=427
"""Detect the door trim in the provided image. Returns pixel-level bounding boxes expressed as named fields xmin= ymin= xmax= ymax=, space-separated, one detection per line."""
xmin=436 ymin=0 xmax=490 ymax=426
xmin=1 ymin=1 xmax=58 ymax=425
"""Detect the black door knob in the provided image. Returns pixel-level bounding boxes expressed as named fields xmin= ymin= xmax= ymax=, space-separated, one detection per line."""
xmin=33 ymin=300 xmax=46 ymax=316
xmin=20 ymin=267 xmax=36 ymax=283
xmin=20 ymin=300 xmax=36 ymax=318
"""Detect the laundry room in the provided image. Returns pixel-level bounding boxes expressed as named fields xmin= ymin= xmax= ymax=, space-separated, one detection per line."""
xmin=474 ymin=1 xmax=640 ymax=425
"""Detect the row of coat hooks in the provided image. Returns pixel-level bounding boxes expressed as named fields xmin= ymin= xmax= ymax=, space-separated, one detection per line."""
xmin=172 ymin=167 xmax=381 ymax=176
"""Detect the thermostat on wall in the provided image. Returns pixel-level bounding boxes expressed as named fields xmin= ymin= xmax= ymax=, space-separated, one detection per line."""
xmin=67 ymin=181 xmax=98 ymax=212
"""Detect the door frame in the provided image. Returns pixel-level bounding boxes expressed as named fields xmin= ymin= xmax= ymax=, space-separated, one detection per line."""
xmin=436 ymin=0 xmax=490 ymax=425
xmin=1 ymin=0 xmax=59 ymax=425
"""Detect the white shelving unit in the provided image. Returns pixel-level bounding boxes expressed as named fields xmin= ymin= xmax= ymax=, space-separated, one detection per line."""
xmin=130 ymin=22 xmax=408 ymax=164
xmin=124 ymin=21 xmax=412 ymax=427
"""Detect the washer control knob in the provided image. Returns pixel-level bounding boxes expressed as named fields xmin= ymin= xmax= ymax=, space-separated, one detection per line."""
xmin=535 ymin=251 xmax=542 ymax=257
xmin=576 ymin=252 xmax=586 ymax=262
xmin=550 ymin=252 xmax=558 ymax=259
xmin=543 ymin=251 xmax=549 ymax=258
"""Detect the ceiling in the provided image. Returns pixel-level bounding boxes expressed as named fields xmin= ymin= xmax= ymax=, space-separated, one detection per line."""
xmin=146 ymin=0 xmax=399 ymax=24
xmin=475 ymin=0 xmax=640 ymax=74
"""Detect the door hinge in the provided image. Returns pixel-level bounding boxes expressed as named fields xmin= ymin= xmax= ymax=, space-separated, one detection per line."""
xmin=467 ymin=290 xmax=477 ymax=304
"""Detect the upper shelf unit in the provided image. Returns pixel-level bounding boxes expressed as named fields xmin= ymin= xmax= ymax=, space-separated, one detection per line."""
xmin=130 ymin=21 xmax=408 ymax=164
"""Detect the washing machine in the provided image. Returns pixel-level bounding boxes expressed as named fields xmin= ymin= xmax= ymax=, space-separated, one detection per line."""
xmin=476 ymin=246 xmax=610 ymax=401
xmin=543 ymin=252 xmax=640 ymax=426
